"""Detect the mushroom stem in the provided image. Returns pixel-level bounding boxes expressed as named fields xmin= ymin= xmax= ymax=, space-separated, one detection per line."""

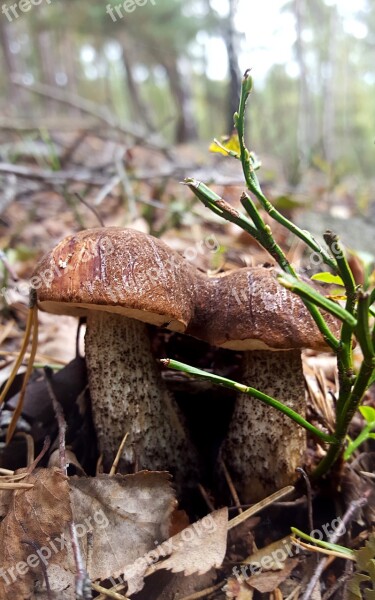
xmin=221 ymin=349 xmax=306 ymax=503
xmin=85 ymin=311 xmax=198 ymax=481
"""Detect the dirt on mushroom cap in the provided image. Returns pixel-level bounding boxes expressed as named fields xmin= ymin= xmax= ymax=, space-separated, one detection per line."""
xmin=186 ymin=266 xmax=341 ymax=351
xmin=32 ymin=227 xmax=196 ymax=332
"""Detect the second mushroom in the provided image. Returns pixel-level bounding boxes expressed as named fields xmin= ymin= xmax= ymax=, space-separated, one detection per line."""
xmin=187 ymin=265 xmax=339 ymax=503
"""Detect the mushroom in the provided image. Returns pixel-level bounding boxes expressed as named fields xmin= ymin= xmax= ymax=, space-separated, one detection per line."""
xmin=186 ymin=266 xmax=339 ymax=503
xmin=32 ymin=227 xmax=199 ymax=485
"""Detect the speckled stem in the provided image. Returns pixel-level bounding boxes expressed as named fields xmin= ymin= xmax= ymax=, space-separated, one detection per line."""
xmin=221 ymin=350 xmax=306 ymax=503
xmin=85 ymin=311 xmax=198 ymax=485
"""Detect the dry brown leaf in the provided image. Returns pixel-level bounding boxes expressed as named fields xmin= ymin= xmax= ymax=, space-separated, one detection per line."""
xmin=0 ymin=469 xmax=176 ymax=599
xmin=246 ymin=558 xmax=299 ymax=593
xmin=224 ymin=576 xmax=254 ymax=599
xmin=116 ymin=507 xmax=228 ymax=595
xmin=48 ymin=449 xmax=86 ymax=475
xmin=0 ymin=467 xmax=72 ymax=599
xmin=0 ymin=487 xmax=13 ymax=518
xmin=131 ymin=569 xmax=218 ymax=600
xmin=69 ymin=471 xmax=176 ymax=582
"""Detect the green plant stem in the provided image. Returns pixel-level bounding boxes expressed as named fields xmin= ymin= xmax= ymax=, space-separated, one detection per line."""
xmin=356 ymin=292 xmax=374 ymax=360
xmin=278 ymin=274 xmax=356 ymax=328
xmin=323 ymin=231 xmax=356 ymax=414
xmin=161 ymin=358 xmax=336 ymax=444
xmin=369 ymin=288 xmax=375 ymax=306
xmin=184 ymin=179 xmax=261 ymax=242
xmin=234 ymin=72 xmax=341 ymax=354
xmin=344 ymin=420 xmax=375 ymax=460
xmin=291 ymin=528 xmax=354 ymax=559
xmin=186 ymin=178 xmax=340 ymax=351
xmin=313 ymin=355 xmax=375 ymax=479
xmin=240 ymin=192 xmax=295 ymax=274
xmin=234 ymin=71 xmax=337 ymax=272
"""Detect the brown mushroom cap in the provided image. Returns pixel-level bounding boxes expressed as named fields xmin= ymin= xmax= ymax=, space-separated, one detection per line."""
xmin=32 ymin=227 xmax=196 ymax=332
xmin=187 ymin=266 xmax=340 ymax=351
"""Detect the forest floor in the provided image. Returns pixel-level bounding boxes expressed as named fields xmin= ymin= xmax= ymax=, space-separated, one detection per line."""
xmin=0 ymin=124 xmax=374 ymax=599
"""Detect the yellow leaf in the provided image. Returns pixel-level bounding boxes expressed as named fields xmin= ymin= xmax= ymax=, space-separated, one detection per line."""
xmin=209 ymin=133 xmax=241 ymax=157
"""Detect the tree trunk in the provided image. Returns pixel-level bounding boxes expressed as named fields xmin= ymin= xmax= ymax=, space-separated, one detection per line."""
xmin=322 ymin=7 xmax=338 ymax=164
xmin=224 ymin=0 xmax=241 ymax=132
xmin=121 ymin=46 xmax=156 ymax=132
xmin=294 ymin=0 xmax=313 ymax=167
xmin=162 ymin=56 xmax=198 ymax=143
xmin=0 ymin=18 xmax=25 ymax=109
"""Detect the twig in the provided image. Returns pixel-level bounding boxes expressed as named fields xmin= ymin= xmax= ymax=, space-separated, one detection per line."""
xmin=296 ymin=467 xmax=314 ymax=533
xmin=22 ymin=540 xmax=52 ymax=599
xmin=220 ymin=458 xmax=243 ymax=514
xmin=94 ymin=175 xmax=121 ymax=206
xmin=44 ymin=367 xmax=67 ymax=474
xmin=14 ymin=431 xmax=35 ymax=465
xmin=25 ymin=437 xmax=50 ymax=474
xmin=322 ymin=561 xmax=353 ymax=600
xmin=6 ymin=301 xmax=39 ymax=443
xmin=179 ymin=582 xmax=224 ymax=599
xmin=44 ymin=367 xmax=91 ymax=599
xmin=228 ymin=486 xmax=294 ymax=530
xmin=197 ymin=483 xmax=216 ymax=513
xmin=109 ymin=433 xmax=129 ymax=476
xmin=74 ymin=192 xmax=105 ymax=227
xmin=11 ymin=76 xmax=170 ymax=154
xmin=70 ymin=522 xmax=92 ymax=599
xmin=0 ymin=162 xmax=110 ymax=186
xmin=300 ymin=496 xmax=368 ymax=600
xmin=91 ymin=583 xmax=130 ymax=599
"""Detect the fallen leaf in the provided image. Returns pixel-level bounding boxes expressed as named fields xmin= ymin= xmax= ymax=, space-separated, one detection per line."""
xmin=224 ymin=576 xmax=254 ymax=599
xmin=116 ymin=507 xmax=228 ymax=595
xmin=0 ymin=467 xmax=72 ymax=599
xmin=246 ymin=558 xmax=298 ymax=593
xmin=69 ymin=471 xmax=176 ymax=582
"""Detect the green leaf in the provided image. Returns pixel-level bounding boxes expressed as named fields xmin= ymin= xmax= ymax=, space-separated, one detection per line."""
xmin=311 ymin=272 xmax=345 ymax=286
xmin=278 ymin=273 xmax=357 ymax=327
xmin=359 ymin=405 xmax=375 ymax=424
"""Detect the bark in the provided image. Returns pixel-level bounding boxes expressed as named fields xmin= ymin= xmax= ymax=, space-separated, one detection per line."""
xmin=294 ymin=0 xmax=314 ymax=167
xmin=224 ymin=0 xmax=241 ymax=132
xmin=322 ymin=7 xmax=338 ymax=164
xmin=121 ymin=46 xmax=156 ymax=132
xmin=162 ymin=56 xmax=198 ymax=143
xmin=0 ymin=18 xmax=25 ymax=108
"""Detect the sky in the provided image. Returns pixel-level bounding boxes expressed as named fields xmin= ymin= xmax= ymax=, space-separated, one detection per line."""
xmin=203 ymin=0 xmax=368 ymax=83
